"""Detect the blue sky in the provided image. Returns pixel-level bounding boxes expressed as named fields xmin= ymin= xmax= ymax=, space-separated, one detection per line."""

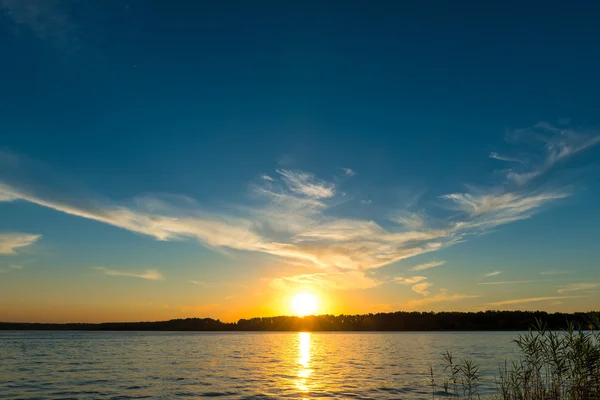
xmin=1 ymin=0 xmax=600 ymax=322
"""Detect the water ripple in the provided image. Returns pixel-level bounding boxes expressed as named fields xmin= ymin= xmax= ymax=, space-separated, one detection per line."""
xmin=0 ymin=331 xmax=521 ymax=399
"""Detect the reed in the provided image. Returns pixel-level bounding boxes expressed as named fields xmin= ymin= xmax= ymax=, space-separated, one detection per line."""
xmin=430 ymin=313 xmax=600 ymax=400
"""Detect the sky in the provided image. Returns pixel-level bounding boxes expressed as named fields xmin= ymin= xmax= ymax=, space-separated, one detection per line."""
xmin=1 ymin=0 xmax=600 ymax=323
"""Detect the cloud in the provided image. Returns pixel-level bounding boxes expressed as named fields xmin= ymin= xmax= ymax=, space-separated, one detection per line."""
xmin=442 ymin=191 xmax=569 ymax=222
xmin=360 ymin=199 xmax=372 ymax=205
xmin=93 ymin=267 xmax=164 ymax=281
xmin=276 ymin=169 xmax=335 ymax=198
xmin=411 ymin=260 xmax=445 ymax=272
xmin=188 ymin=280 xmax=212 ymax=286
xmin=0 ymin=184 xmax=20 ymax=201
xmin=261 ymin=175 xmax=274 ymax=181
xmin=342 ymin=168 xmax=356 ymax=177
xmin=477 ymin=280 xmax=535 ymax=285
xmin=0 ymin=120 xmax=595 ymax=292
xmin=391 ymin=212 xmax=427 ymax=230
xmin=271 ymin=271 xmax=380 ymax=291
xmin=483 ymin=271 xmax=502 ymax=278
xmin=557 ymin=283 xmax=599 ymax=294
xmin=489 ymin=152 xmax=525 ymax=163
xmin=394 ymin=276 xmax=428 ymax=284
xmin=0 ymin=233 xmax=40 ymax=254
xmin=503 ymin=122 xmax=600 ymax=186
xmin=486 ymin=296 xmax=581 ymax=306
xmin=394 ymin=276 xmax=432 ymax=296
xmin=0 ymin=162 xmax=573 ymax=287
xmin=541 ymin=270 xmax=569 ymax=276
xmin=412 ymin=281 xmax=433 ymax=296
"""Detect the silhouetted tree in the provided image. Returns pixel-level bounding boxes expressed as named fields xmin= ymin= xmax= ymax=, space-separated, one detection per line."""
xmin=2 ymin=311 xmax=597 ymax=331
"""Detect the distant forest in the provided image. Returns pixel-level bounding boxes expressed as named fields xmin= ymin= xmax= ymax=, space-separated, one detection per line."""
xmin=2 ymin=311 xmax=599 ymax=331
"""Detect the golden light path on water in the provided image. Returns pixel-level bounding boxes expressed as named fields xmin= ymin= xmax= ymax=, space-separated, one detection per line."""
xmin=295 ymin=332 xmax=313 ymax=395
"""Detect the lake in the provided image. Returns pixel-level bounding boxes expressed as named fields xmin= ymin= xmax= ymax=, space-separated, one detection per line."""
xmin=0 ymin=331 xmax=525 ymax=399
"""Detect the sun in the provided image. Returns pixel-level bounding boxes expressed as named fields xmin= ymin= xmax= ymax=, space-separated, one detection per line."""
xmin=291 ymin=292 xmax=318 ymax=317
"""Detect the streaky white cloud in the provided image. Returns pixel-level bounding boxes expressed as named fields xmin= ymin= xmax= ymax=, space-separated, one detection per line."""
xmin=504 ymin=123 xmax=600 ymax=185
xmin=411 ymin=261 xmax=445 ymax=271
xmin=557 ymin=283 xmax=599 ymax=294
xmin=0 ymin=183 xmax=20 ymax=201
xmin=0 ymin=126 xmax=594 ymax=293
xmin=261 ymin=175 xmax=274 ymax=181
xmin=271 ymin=270 xmax=380 ymax=291
xmin=442 ymin=191 xmax=569 ymax=219
xmin=188 ymin=280 xmax=212 ymax=286
xmin=541 ymin=270 xmax=569 ymax=275
xmin=93 ymin=267 xmax=164 ymax=281
xmin=507 ymin=171 xmax=541 ymax=186
xmin=412 ymin=281 xmax=432 ymax=296
xmin=483 ymin=271 xmax=502 ymax=278
xmin=0 ymin=233 xmax=40 ymax=254
xmin=276 ymin=169 xmax=335 ymax=198
xmin=360 ymin=199 xmax=372 ymax=205
xmin=489 ymin=152 xmax=525 ymax=163
xmin=391 ymin=212 xmax=427 ymax=230
xmin=342 ymin=168 xmax=356 ymax=177
xmin=394 ymin=275 xmax=432 ymax=296
xmin=477 ymin=280 xmax=534 ymax=285
xmin=394 ymin=276 xmax=428 ymax=284
xmin=486 ymin=296 xmax=581 ymax=306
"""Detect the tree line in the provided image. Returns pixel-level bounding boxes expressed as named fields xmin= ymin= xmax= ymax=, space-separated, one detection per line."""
xmin=1 ymin=310 xmax=599 ymax=331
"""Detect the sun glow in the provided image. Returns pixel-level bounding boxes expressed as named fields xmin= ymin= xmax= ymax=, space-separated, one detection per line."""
xmin=291 ymin=293 xmax=318 ymax=316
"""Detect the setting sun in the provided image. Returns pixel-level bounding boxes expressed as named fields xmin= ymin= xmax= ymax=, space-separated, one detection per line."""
xmin=291 ymin=293 xmax=318 ymax=317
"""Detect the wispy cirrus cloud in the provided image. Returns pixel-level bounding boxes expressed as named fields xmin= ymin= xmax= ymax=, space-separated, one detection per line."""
xmin=93 ymin=267 xmax=164 ymax=281
xmin=188 ymin=280 xmax=212 ymax=286
xmin=486 ymin=296 xmax=582 ymax=307
xmin=0 ymin=233 xmax=40 ymax=254
xmin=276 ymin=169 xmax=335 ymax=199
xmin=411 ymin=260 xmax=445 ymax=271
xmin=0 ymin=149 xmax=576 ymax=290
xmin=496 ymin=122 xmax=600 ymax=186
xmin=541 ymin=270 xmax=569 ymax=276
xmin=557 ymin=283 xmax=599 ymax=294
xmin=271 ymin=271 xmax=379 ymax=291
xmin=391 ymin=212 xmax=427 ymax=230
xmin=0 ymin=121 xmax=596 ymax=294
xmin=442 ymin=191 xmax=569 ymax=225
xmin=0 ymin=184 xmax=19 ymax=201
xmin=489 ymin=152 xmax=525 ymax=163
xmin=394 ymin=276 xmax=432 ymax=296
xmin=483 ymin=271 xmax=502 ymax=278
xmin=412 ymin=281 xmax=433 ymax=296
xmin=394 ymin=276 xmax=428 ymax=284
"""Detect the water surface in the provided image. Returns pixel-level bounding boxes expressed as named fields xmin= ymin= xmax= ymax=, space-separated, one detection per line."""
xmin=1 ymin=331 xmax=524 ymax=399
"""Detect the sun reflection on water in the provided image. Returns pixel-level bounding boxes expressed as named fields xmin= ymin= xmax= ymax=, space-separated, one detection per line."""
xmin=295 ymin=332 xmax=313 ymax=394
